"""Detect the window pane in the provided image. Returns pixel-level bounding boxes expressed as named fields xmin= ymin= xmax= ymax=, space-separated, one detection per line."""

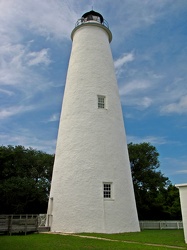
xmin=103 ymin=183 xmax=111 ymax=198
xmin=98 ymin=96 xmax=105 ymax=109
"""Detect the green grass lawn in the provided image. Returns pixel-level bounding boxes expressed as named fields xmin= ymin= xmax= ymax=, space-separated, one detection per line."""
xmin=0 ymin=230 xmax=186 ymax=250
xmin=80 ymin=230 xmax=186 ymax=247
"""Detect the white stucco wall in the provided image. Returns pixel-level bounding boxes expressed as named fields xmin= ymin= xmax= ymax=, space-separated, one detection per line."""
xmin=176 ymin=184 xmax=187 ymax=243
xmin=47 ymin=21 xmax=140 ymax=233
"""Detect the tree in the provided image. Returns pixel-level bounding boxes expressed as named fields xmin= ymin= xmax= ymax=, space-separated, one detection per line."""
xmin=0 ymin=143 xmax=181 ymax=219
xmin=128 ymin=142 xmax=181 ymax=220
xmin=158 ymin=184 xmax=181 ymax=219
xmin=0 ymin=145 xmax=54 ymax=214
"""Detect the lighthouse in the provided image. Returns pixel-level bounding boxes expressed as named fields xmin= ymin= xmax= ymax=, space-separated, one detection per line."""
xmin=46 ymin=10 xmax=140 ymax=233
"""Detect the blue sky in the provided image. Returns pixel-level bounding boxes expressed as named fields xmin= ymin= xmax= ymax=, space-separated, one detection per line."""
xmin=0 ymin=0 xmax=187 ymax=185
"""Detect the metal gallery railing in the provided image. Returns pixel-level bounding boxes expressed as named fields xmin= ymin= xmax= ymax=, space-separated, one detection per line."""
xmin=75 ymin=17 xmax=109 ymax=29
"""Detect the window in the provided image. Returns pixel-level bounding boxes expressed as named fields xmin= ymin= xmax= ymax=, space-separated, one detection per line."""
xmin=98 ymin=95 xmax=105 ymax=109
xmin=103 ymin=183 xmax=112 ymax=198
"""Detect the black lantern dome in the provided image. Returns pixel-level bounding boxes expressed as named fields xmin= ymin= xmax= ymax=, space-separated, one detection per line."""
xmin=82 ymin=10 xmax=104 ymax=24
xmin=72 ymin=10 xmax=112 ymax=42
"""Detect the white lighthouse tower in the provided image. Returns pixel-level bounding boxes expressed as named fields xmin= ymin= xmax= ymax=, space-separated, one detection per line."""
xmin=47 ymin=10 xmax=140 ymax=233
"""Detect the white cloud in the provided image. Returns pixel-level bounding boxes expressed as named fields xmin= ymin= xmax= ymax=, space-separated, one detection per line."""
xmin=0 ymin=43 xmax=51 ymax=86
xmin=0 ymin=88 xmax=14 ymax=96
xmin=119 ymin=80 xmax=151 ymax=96
xmin=48 ymin=113 xmax=60 ymax=122
xmin=0 ymin=43 xmax=25 ymax=85
xmin=114 ymin=53 xmax=134 ymax=69
xmin=114 ymin=53 xmax=134 ymax=78
xmin=0 ymin=0 xmax=80 ymax=42
xmin=27 ymin=49 xmax=51 ymax=66
xmin=123 ymin=96 xmax=152 ymax=110
xmin=141 ymin=97 xmax=153 ymax=108
xmin=127 ymin=135 xmax=167 ymax=145
xmin=162 ymin=157 xmax=187 ymax=176
xmin=161 ymin=95 xmax=187 ymax=114
xmin=102 ymin=0 xmax=175 ymax=44
xmin=176 ymin=170 xmax=187 ymax=174
xmin=118 ymin=61 xmax=187 ymax=113
xmin=0 ymin=41 xmax=55 ymax=108
xmin=0 ymin=132 xmax=56 ymax=154
xmin=119 ymin=80 xmax=153 ymax=109
xmin=0 ymin=0 xmax=80 ymax=111
xmin=0 ymin=105 xmax=34 ymax=119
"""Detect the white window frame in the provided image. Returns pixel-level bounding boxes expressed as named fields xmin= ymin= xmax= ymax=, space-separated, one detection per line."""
xmin=98 ymin=95 xmax=106 ymax=109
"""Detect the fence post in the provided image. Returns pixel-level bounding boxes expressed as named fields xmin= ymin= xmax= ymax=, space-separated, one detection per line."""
xmin=8 ymin=215 xmax=13 ymax=236
xmin=25 ymin=215 xmax=28 ymax=235
xmin=36 ymin=215 xmax=39 ymax=233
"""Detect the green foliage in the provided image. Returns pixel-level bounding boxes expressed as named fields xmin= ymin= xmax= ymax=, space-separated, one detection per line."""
xmin=128 ymin=142 xmax=181 ymax=220
xmin=0 ymin=143 xmax=181 ymax=219
xmin=0 ymin=145 xmax=54 ymax=214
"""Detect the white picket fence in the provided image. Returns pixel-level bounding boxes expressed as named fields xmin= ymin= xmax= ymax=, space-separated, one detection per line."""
xmin=38 ymin=215 xmax=183 ymax=230
xmin=139 ymin=220 xmax=183 ymax=230
xmin=0 ymin=214 xmax=38 ymax=235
